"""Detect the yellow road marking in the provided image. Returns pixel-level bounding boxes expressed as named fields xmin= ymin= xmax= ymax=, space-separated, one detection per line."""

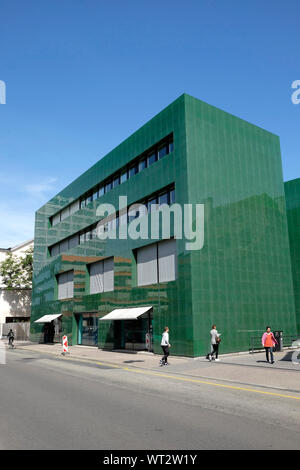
xmin=17 ymin=348 xmax=300 ymax=401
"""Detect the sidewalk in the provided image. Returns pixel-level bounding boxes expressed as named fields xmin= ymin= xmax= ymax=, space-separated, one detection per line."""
xmin=10 ymin=341 xmax=300 ymax=394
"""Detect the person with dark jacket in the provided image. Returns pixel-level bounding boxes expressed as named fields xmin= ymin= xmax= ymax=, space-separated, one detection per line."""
xmin=7 ymin=329 xmax=15 ymax=348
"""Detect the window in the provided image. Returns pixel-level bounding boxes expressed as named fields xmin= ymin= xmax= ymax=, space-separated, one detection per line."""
xmin=159 ymin=192 xmax=168 ymax=206
xmin=57 ymin=271 xmax=74 ymax=299
xmin=69 ymin=234 xmax=79 ymax=249
xmin=170 ymin=188 xmax=175 ymax=204
xmin=136 ymin=239 xmax=176 ymax=286
xmin=120 ymin=171 xmax=128 ymax=183
xmin=60 ymin=206 xmax=70 ymax=221
xmin=158 ymin=145 xmax=168 ymax=160
xmin=169 ymin=141 xmax=174 ymax=153
xmin=80 ymin=233 xmax=85 ymax=244
xmin=105 ymin=180 xmax=112 ymax=193
xmin=80 ymin=199 xmax=86 ymax=209
xmin=99 ymin=186 xmax=104 ymax=197
xmin=52 ymin=213 xmax=61 ymax=226
xmin=158 ymin=239 xmax=177 ymax=282
xmin=137 ymin=244 xmax=158 ymax=286
xmin=59 ymin=239 xmax=69 ymax=253
xmin=113 ymin=176 xmax=120 ymax=188
xmin=89 ymin=258 xmax=114 ymax=294
xmin=147 ymin=197 xmax=158 ymax=213
xmin=70 ymin=200 xmax=80 ymax=215
xmin=50 ymin=244 xmax=60 ymax=257
xmin=147 ymin=151 xmax=156 ymax=166
xmin=139 ymin=158 xmax=147 ymax=172
xmin=129 ymin=164 xmax=138 ymax=178
xmin=92 ymin=190 xmax=98 ymax=201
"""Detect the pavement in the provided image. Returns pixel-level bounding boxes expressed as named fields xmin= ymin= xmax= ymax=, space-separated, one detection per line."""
xmin=7 ymin=340 xmax=300 ymax=394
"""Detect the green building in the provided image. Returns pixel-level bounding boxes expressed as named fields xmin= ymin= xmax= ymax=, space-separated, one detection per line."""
xmin=285 ymin=178 xmax=300 ymax=335
xmin=30 ymin=94 xmax=297 ymax=357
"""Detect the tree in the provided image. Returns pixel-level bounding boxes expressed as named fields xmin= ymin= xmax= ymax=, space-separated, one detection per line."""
xmin=0 ymin=247 xmax=33 ymax=289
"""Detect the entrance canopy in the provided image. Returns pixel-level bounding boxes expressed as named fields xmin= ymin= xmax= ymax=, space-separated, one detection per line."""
xmin=34 ymin=314 xmax=62 ymax=323
xmin=100 ymin=306 xmax=152 ymax=321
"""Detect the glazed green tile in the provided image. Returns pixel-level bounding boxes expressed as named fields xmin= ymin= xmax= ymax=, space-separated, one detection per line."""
xmin=30 ymin=94 xmax=297 ymax=356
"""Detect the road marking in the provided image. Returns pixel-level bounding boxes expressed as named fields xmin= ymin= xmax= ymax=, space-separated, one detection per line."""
xmin=119 ymin=367 xmax=300 ymax=401
xmin=15 ymin=348 xmax=300 ymax=401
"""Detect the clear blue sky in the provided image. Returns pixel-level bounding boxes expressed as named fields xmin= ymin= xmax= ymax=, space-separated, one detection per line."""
xmin=0 ymin=0 xmax=299 ymax=247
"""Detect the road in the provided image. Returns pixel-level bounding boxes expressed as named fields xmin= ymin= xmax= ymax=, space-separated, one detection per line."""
xmin=0 ymin=348 xmax=299 ymax=450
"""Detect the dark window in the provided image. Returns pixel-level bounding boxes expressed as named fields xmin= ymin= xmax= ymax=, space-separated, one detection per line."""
xmin=170 ymin=188 xmax=175 ymax=204
xmin=105 ymin=180 xmax=112 ymax=193
xmin=139 ymin=158 xmax=147 ymax=172
xmin=158 ymin=145 xmax=168 ymax=160
xmin=169 ymin=141 xmax=174 ymax=153
xmin=159 ymin=192 xmax=168 ymax=205
xmin=99 ymin=186 xmax=104 ymax=197
xmin=87 ymin=194 xmax=93 ymax=204
xmin=129 ymin=164 xmax=138 ymax=178
xmin=80 ymin=199 xmax=86 ymax=209
xmin=147 ymin=152 xmax=157 ymax=166
xmin=113 ymin=176 xmax=120 ymax=188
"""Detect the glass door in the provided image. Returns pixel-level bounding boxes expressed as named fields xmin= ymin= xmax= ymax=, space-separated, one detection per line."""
xmin=80 ymin=313 xmax=98 ymax=346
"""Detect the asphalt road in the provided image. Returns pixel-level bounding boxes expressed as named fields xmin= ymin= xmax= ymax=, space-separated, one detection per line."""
xmin=0 ymin=348 xmax=299 ymax=450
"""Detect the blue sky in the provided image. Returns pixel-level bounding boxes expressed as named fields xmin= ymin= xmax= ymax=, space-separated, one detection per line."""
xmin=0 ymin=0 xmax=299 ymax=247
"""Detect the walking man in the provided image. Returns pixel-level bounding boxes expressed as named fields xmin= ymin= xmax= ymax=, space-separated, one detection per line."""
xmin=261 ymin=326 xmax=277 ymax=364
xmin=160 ymin=326 xmax=171 ymax=366
xmin=208 ymin=324 xmax=221 ymax=361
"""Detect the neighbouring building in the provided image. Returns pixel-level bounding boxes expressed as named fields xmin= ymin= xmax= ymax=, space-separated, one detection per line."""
xmin=285 ymin=178 xmax=300 ymax=335
xmin=30 ymin=94 xmax=297 ymax=356
xmin=0 ymin=239 xmax=33 ymax=339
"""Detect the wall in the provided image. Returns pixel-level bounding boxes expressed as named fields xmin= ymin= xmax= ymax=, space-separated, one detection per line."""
xmin=285 ymin=178 xmax=300 ymax=335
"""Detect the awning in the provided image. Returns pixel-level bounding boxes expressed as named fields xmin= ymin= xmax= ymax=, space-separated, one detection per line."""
xmin=34 ymin=314 xmax=62 ymax=323
xmin=100 ymin=306 xmax=152 ymax=321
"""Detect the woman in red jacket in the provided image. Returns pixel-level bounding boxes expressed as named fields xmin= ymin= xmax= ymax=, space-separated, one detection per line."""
xmin=261 ymin=326 xmax=277 ymax=364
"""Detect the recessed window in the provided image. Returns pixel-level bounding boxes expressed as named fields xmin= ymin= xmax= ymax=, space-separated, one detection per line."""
xmin=169 ymin=141 xmax=174 ymax=153
xmin=159 ymin=192 xmax=168 ymax=206
xmin=129 ymin=164 xmax=138 ymax=178
xmin=120 ymin=171 xmax=128 ymax=183
xmin=136 ymin=239 xmax=176 ymax=287
xmin=57 ymin=271 xmax=74 ymax=299
xmin=105 ymin=180 xmax=112 ymax=193
xmin=158 ymin=145 xmax=168 ymax=160
xmin=147 ymin=152 xmax=157 ymax=166
xmin=113 ymin=176 xmax=120 ymax=188
xmin=99 ymin=186 xmax=104 ymax=197
xmin=89 ymin=258 xmax=114 ymax=294
xmin=139 ymin=159 xmax=147 ymax=172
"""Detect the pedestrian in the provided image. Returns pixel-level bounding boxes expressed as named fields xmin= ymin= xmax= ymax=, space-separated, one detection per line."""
xmin=7 ymin=329 xmax=15 ymax=348
xmin=208 ymin=324 xmax=221 ymax=361
xmin=159 ymin=326 xmax=171 ymax=366
xmin=261 ymin=326 xmax=277 ymax=364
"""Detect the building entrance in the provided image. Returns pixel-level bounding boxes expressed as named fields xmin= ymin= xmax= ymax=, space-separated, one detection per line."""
xmin=78 ymin=313 xmax=98 ymax=346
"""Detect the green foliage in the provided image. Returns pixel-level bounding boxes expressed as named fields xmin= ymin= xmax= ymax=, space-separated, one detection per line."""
xmin=0 ymin=247 xmax=33 ymax=289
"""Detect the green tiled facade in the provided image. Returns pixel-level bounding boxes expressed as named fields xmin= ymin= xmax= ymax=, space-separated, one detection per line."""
xmin=285 ymin=178 xmax=300 ymax=335
xmin=30 ymin=94 xmax=297 ymax=356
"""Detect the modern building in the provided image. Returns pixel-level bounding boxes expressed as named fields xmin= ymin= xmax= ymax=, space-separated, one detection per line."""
xmin=0 ymin=239 xmax=33 ymax=339
xmin=30 ymin=94 xmax=297 ymax=356
xmin=285 ymin=178 xmax=300 ymax=335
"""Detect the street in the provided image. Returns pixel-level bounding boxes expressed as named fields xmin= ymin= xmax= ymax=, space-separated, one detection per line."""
xmin=0 ymin=347 xmax=299 ymax=450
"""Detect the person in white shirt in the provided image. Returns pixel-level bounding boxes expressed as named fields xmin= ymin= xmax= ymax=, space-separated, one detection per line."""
xmin=160 ymin=326 xmax=171 ymax=366
xmin=208 ymin=324 xmax=221 ymax=361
